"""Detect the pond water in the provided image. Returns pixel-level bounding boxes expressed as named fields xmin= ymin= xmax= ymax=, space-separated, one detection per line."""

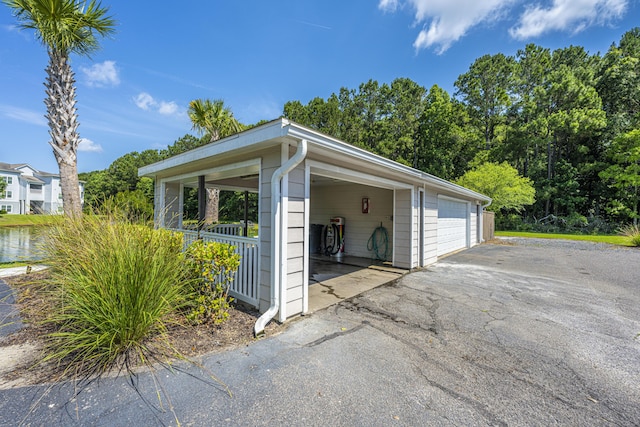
xmin=0 ymin=226 xmax=45 ymax=263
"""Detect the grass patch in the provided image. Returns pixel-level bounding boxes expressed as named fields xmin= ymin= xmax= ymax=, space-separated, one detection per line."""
xmin=495 ymin=231 xmax=631 ymax=246
xmin=0 ymin=261 xmax=37 ymax=269
xmin=0 ymin=214 xmax=63 ymax=227
xmin=619 ymin=224 xmax=640 ymax=247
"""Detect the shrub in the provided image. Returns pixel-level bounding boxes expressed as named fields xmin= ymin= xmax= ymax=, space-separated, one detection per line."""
xmin=620 ymin=224 xmax=640 ymax=247
xmin=40 ymin=214 xmax=190 ymax=378
xmin=184 ymin=240 xmax=240 ymax=324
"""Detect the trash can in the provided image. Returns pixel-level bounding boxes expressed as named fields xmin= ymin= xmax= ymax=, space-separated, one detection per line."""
xmin=309 ymin=224 xmax=323 ymax=255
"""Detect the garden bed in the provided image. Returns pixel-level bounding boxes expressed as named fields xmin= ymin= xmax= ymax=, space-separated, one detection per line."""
xmin=0 ymin=270 xmax=282 ymax=388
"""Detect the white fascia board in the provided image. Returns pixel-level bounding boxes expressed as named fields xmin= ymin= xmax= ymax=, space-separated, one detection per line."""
xmin=286 ymin=125 xmax=423 ymax=180
xmin=285 ymin=122 xmax=491 ymax=204
xmin=421 ymin=173 xmax=491 ymax=204
xmin=139 ymin=119 xmax=289 ymax=177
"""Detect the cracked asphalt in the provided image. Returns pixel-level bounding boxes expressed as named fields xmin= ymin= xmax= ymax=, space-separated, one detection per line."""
xmin=1 ymin=239 xmax=639 ymax=426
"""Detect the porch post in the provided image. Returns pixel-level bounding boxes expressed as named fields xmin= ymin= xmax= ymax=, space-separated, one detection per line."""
xmin=243 ymin=190 xmax=249 ymax=237
xmin=198 ymin=175 xmax=206 ymax=231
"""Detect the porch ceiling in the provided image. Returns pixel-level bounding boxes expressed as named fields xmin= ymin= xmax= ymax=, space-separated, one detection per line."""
xmin=167 ymin=161 xmax=260 ymax=192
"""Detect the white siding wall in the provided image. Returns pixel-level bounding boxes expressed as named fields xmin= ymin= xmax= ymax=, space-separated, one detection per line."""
xmin=411 ymin=188 xmax=419 ymax=268
xmin=424 ymin=188 xmax=438 ymax=265
xmin=0 ymin=174 xmax=19 ymax=213
xmin=310 ymin=182 xmax=394 ymax=259
xmin=258 ymin=149 xmax=280 ymax=313
xmin=469 ymin=204 xmax=478 ymax=247
xmin=394 ymin=189 xmax=413 ymax=269
xmin=284 ymin=163 xmax=306 ymax=317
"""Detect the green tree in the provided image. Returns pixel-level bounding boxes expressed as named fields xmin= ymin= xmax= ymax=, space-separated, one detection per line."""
xmin=4 ymin=0 xmax=115 ymax=217
xmin=377 ymin=78 xmax=426 ymax=166
xmin=81 ymin=150 xmax=161 ymax=211
xmin=455 ymin=162 xmax=535 ymax=213
xmin=414 ymin=85 xmax=479 ymax=179
xmin=599 ymin=129 xmax=640 ymax=224
xmin=188 ymin=99 xmax=242 ymax=143
xmin=455 ymin=53 xmax=515 ymax=150
xmin=187 ymin=99 xmax=243 ymax=224
xmin=79 ymin=169 xmax=113 ymax=210
xmin=597 ymin=28 xmax=640 ymax=137
xmin=0 ymin=177 xmax=6 ymax=198
xmin=160 ymin=134 xmax=206 ymax=158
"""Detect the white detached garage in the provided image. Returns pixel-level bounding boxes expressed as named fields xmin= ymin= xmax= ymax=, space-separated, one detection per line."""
xmin=139 ymin=118 xmax=491 ymax=335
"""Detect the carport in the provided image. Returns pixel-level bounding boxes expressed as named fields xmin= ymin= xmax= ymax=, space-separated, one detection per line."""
xmin=139 ymin=118 xmax=491 ymax=335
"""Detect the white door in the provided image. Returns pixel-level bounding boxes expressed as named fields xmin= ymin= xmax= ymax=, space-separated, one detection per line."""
xmin=437 ymin=197 xmax=468 ymax=256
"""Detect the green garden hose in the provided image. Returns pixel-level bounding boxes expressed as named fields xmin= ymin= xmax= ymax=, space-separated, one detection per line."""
xmin=367 ymin=224 xmax=389 ymax=261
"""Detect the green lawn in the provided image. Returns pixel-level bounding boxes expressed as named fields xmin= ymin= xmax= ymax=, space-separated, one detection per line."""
xmin=495 ymin=231 xmax=631 ymax=246
xmin=0 ymin=214 xmax=63 ymax=227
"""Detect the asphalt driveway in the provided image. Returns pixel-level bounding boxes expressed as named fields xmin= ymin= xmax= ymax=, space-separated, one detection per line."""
xmin=1 ymin=239 xmax=638 ymax=426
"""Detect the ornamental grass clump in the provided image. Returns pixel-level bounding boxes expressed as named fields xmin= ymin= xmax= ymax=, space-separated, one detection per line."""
xmin=620 ymin=224 xmax=640 ymax=247
xmin=41 ymin=214 xmax=190 ymax=379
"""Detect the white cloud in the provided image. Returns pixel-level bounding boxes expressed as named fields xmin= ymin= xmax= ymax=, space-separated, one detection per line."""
xmin=133 ymin=92 xmax=155 ymax=110
xmin=158 ymin=101 xmax=178 ymax=115
xmin=510 ymin=0 xmax=627 ymax=39
xmin=380 ymin=0 xmax=628 ymax=53
xmin=0 ymin=104 xmax=46 ymax=126
xmin=80 ymin=60 xmax=120 ymax=87
xmin=133 ymin=92 xmax=181 ymax=117
xmin=378 ymin=0 xmax=399 ymax=12
xmin=78 ymin=138 xmax=103 ymax=152
xmin=383 ymin=0 xmax=515 ymax=54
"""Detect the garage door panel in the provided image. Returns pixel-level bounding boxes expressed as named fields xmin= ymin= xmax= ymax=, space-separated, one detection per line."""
xmin=437 ymin=198 xmax=468 ymax=256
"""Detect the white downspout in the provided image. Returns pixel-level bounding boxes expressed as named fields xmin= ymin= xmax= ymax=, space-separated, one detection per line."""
xmin=254 ymin=138 xmax=308 ymax=337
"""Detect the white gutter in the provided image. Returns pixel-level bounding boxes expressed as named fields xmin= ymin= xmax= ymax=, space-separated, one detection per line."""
xmin=254 ymin=138 xmax=308 ymax=337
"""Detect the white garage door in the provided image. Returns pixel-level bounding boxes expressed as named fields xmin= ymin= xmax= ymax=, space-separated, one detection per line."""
xmin=437 ymin=197 xmax=468 ymax=256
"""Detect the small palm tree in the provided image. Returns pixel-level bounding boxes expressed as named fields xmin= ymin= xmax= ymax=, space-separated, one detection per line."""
xmin=188 ymin=99 xmax=242 ymax=143
xmin=187 ymin=99 xmax=243 ymax=224
xmin=4 ymin=0 xmax=115 ymax=217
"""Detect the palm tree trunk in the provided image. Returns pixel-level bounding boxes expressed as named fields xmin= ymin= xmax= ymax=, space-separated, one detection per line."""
xmin=45 ymin=50 xmax=82 ymax=216
xmin=205 ymin=187 xmax=219 ymax=224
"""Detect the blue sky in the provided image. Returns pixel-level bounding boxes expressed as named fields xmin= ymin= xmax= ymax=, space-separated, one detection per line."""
xmin=1 ymin=0 xmax=638 ymax=173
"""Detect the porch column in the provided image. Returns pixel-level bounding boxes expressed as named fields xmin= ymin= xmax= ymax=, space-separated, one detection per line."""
xmin=198 ymin=175 xmax=206 ymax=230
xmin=163 ymin=182 xmax=182 ymax=228
xmin=243 ymin=190 xmax=249 ymax=237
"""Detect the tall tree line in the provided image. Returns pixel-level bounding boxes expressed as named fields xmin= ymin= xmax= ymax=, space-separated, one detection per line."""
xmin=82 ymin=28 xmax=640 ymax=230
xmin=283 ymin=28 xmax=640 ymax=229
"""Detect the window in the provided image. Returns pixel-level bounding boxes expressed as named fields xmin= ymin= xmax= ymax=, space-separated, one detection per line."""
xmin=1 ymin=205 xmax=12 ymax=213
xmin=30 ymin=184 xmax=42 ymax=190
xmin=1 ymin=176 xmax=12 ymax=185
xmin=1 ymin=191 xmax=12 ymax=199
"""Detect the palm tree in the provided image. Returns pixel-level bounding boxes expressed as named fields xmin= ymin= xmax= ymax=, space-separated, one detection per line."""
xmin=188 ymin=99 xmax=242 ymax=143
xmin=4 ymin=0 xmax=115 ymax=217
xmin=187 ymin=98 xmax=242 ymax=224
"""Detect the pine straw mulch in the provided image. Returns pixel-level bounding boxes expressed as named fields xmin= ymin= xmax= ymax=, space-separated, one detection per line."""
xmin=0 ymin=270 xmax=283 ymax=388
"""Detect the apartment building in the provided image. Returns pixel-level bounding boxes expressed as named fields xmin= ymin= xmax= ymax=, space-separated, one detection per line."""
xmin=0 ymin=162 xmax=84 ymax=214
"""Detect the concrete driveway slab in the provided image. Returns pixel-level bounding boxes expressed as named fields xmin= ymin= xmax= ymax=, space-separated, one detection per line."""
xmin=0 ymin=240 xmax=638 ymax=426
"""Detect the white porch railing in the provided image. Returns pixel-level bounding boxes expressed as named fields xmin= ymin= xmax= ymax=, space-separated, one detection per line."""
xmin=173 ymin=229 xmax=259 ymax=308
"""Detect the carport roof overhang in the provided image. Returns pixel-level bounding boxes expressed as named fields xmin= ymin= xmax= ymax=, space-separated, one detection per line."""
xmin=138 ymin=118 xmax=491 ymax=204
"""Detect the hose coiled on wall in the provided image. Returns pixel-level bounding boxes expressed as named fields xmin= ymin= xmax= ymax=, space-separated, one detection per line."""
xmin=367 ymin=224 xmax=389 ymax=261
